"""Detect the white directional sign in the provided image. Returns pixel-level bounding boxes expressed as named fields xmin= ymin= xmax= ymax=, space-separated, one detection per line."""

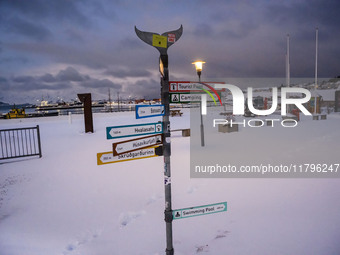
xmin=97 ymin=146 xmax=161 ymax=165
xmin=169 ymin=81 xmax=226 ymax=93
xmin=106 ymin=122 xmax=163 ymax=139
xmin=172 ymin=202 xmax=227 ymax=220
xmin=113 ymin=134 xmax=163 ymax=156
xmin=135 ymin=105 xmax=165 ymax=119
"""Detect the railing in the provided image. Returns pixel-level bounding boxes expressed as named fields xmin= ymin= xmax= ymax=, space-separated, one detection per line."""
xmin=0 ymin=125 xmax=42 ymax=160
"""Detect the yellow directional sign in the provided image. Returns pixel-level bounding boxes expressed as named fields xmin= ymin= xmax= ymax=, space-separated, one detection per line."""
xmin=97 ymin=146 xmax=161 ymax=165
xmin=152 ymin=34 xmax=167 ymax=48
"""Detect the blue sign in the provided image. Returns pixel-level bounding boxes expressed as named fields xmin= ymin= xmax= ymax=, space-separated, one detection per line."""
xmin=106 ymin=122 xmax=163 ymax=140
xmin=135 ymin=105 xmax=165 ymax=119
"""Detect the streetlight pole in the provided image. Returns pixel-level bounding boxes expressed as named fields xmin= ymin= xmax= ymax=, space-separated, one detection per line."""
xmin=192 ymin=61 xmax=206 ymax=147
xmin=314 ymin=27 xmax=318 ymax=115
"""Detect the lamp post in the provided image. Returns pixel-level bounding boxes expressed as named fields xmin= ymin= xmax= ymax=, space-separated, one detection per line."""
xmin=314 ymin=27 xmax=318 ymax=115
xmin=192 ymin=61 xmax=206 ymax=147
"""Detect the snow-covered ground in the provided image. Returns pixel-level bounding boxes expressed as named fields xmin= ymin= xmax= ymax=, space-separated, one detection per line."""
xmin=1 ymin=109 xmax=340 ymax=255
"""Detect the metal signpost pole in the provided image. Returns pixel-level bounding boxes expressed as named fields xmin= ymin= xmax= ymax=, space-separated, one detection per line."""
xmin=199 ymin=76 xmax=205 ymax=147
xmin=160 ymin=54 xmax=174 ymax=255
xmin=135 ymin=25 xmax=183 ymax=255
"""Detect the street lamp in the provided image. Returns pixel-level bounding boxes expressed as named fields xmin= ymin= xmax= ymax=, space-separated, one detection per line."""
xmin=192 ymin=60 xmax=206 ymax=147
xmin=192 ymin=61 xmax=205 ymax=82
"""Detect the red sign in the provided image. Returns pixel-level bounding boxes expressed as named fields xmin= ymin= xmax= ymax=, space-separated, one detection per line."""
xmin=168 ymin=33 xmax=176 ymax=43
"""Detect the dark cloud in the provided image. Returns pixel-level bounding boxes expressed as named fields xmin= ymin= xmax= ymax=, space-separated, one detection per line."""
xmin=63 ymin=28 xmax=85 ymax=43
xmin=12 ymin=75 xmax=35 ymax=83
xmin=124 ymin=79 xmax=160 ymax=99
xmin=0 ymin=77 xmax=8 ymax=83
xmin=265 ymin=0 xmax=340 ymax=31
xmin=192 ymin=23 xmax=215 ymax=37
xmin=39 ymin=73 xmax=57 ymax=83
xmin=118 ymin=37 xmax=145 ymax=50
xmin=23 ymin=82 xmax=71 ymax=91
xmin=3 ymin=79 xmax=70 ymax=92
xmin=2 ymin=67 xmax=121 ymax=100
xmin=81 ymin=78 xmax=122 ymax=90
xmin=0 ymin=77 xmax=10 ymax=91
xmin=0 ymin=0 xmax=90 ymax=27
xmin=4 ymin=42 xmax=103 ymax=69
xmin=1 ymin=0 xmax=340 ymax=103
xmin=104 ymin=67 xmax=152 ymax=78
xmin=231 ymin=20 xmax=259 ymax=39
xmin=6 ymin=17 xmax=52 ymax=41
xmin=56 ymin=67 xmax=90 ymax=82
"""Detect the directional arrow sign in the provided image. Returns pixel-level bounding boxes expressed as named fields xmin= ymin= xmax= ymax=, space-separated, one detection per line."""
xmin=135 ymin=105 xmax=165 ymax=119
xmin=97 ymin=146 xmax=161 ymax=165
xmin=113 ymin=134 xmax=163 ymax=156
xmin=170 ymin=93 xmax=221 ymax=104
xmin=106 ymin=122 xmax=163 ymax=139
xmin=172 ymin=202 xmax=227 ymax=220
xmin=169 ymin=81 xmax=226 ymax=93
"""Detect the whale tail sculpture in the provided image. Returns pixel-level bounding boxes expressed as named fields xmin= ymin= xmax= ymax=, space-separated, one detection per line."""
xmin=134 ymin=25 xmax=183 ymax=55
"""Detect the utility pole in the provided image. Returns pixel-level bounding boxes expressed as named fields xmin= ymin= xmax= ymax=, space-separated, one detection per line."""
xmin=286 ymin=34 xmax=290 ymax=115
xmin=117 ymin=92 xmax=120 ymax=112
xmin=108 ymin=88 xmax=112 ymax=112
xmin=314 ymin=27 xmax=318 ymax=115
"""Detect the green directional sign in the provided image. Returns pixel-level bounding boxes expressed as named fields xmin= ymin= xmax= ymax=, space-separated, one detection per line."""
xmin=173 ymin=202 xmax=227 ymax=220
xmin=170 ymin=92 xmax=221 ymax=104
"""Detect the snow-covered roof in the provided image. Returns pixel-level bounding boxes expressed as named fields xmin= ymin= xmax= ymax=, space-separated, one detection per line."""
xmin=310 ymin=89 xmax=338 ymax=101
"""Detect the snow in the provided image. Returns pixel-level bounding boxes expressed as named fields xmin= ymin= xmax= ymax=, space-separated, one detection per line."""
xmin=311 ymin=89 xmax=338 ymax=101
xmin=1 ymin=109 xmax=340 ymax=255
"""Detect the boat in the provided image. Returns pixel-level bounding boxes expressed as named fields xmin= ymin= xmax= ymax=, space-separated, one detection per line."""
xmin=5 ymin=107 xmax=27 ymax=119
xmin=3 ymin=106 xmax=58 ymax=119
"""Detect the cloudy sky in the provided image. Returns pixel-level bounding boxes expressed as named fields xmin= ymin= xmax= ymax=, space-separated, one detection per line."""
xmin=0 ymin=0 xmax=339 ymax=104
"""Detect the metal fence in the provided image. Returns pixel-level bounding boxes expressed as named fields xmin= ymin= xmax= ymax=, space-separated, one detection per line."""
xmin=0 ymin=125 xmax=42 ymax=160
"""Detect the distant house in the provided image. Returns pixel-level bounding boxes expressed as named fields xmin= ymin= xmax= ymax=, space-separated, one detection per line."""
xmin=134 ymin=99 xmax=145 ymax=104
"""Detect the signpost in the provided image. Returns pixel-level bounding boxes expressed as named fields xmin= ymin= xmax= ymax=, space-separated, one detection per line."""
xmin=136 ymin=105 xmax=165 ymax=119
xmin=112 ymin=134 xmax=162 ymax=156
xmin=173 ymin=202 xmax=227 ymax=220
xmin=94 ymin=25 xmax=229 ymax=255
xmin=106 ymin=122 xmax=163 ymax=140
xmin=135 ymin=25 xmax=228 ymax=255
xmin=97 ymin=146 xmax=162 ymax=165
xmin=135 ymin=25 xmax=183 ymax=255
